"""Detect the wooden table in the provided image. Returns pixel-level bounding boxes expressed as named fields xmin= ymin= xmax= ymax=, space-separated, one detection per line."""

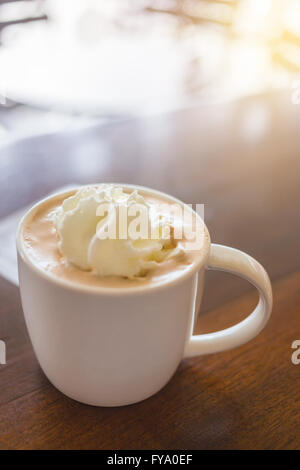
xmin=0 ymin=91 xmax=299 ymax=449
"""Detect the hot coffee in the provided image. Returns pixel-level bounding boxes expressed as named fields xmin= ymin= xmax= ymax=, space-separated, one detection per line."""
xmin=22 ymin=185 xmax=207 ymax=290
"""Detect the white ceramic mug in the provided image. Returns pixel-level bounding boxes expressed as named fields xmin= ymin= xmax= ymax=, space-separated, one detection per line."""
xmin=17 ymin=185 xmax=273 ymax=407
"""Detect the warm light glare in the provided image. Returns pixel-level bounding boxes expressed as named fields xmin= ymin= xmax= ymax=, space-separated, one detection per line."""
xmin=284 ymin=0 xmax=300 ymax=34
xmin=0 ymin=0 xmax=299 ymax=114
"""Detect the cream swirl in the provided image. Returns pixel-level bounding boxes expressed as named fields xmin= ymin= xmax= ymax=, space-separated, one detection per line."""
xmin=54 ymin=185 xmax=184 ymax=278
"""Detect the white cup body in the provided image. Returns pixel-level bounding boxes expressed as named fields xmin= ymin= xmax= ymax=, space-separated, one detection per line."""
xmin=17 ymin=186 xmax=209 ymax=406
xmin=18 ymin=252 xmax=206 ymax=406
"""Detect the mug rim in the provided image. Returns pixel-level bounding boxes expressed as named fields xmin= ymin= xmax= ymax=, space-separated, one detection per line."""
xmin=16 ymin=183 xmax=211 ymax=296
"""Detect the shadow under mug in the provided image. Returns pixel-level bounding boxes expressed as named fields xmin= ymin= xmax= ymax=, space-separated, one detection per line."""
xmin=17 ymin=185 xmax=273 ymax=406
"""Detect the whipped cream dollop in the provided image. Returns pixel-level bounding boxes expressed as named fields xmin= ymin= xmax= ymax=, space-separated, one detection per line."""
xmin=54 ymin=185 xmax=184 ymax=278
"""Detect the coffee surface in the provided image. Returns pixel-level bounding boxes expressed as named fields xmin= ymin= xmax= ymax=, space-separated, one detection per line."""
xmin=22 ymin=190 xmax=207 ymax=289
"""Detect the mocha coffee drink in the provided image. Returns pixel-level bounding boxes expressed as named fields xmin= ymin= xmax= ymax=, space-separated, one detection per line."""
xmin=17 ymin=183 xmax=272 ymax=407
xmin=21 ymin=185 xmax=208 ymax=290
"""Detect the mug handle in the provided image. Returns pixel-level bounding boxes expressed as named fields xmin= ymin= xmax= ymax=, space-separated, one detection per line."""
xmin=184 ymin=244 xmax=273 ymax=357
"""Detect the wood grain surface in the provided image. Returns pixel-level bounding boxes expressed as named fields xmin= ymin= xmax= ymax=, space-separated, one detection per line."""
xmin=0 ymin=91 xmax=299 ymax=449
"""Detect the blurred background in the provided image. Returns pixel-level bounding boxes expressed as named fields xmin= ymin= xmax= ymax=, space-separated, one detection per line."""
xmin=1 ymin=0 xmax=300 ymax=140
xmin=0 ymin=0 xmax=300 ymax=313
